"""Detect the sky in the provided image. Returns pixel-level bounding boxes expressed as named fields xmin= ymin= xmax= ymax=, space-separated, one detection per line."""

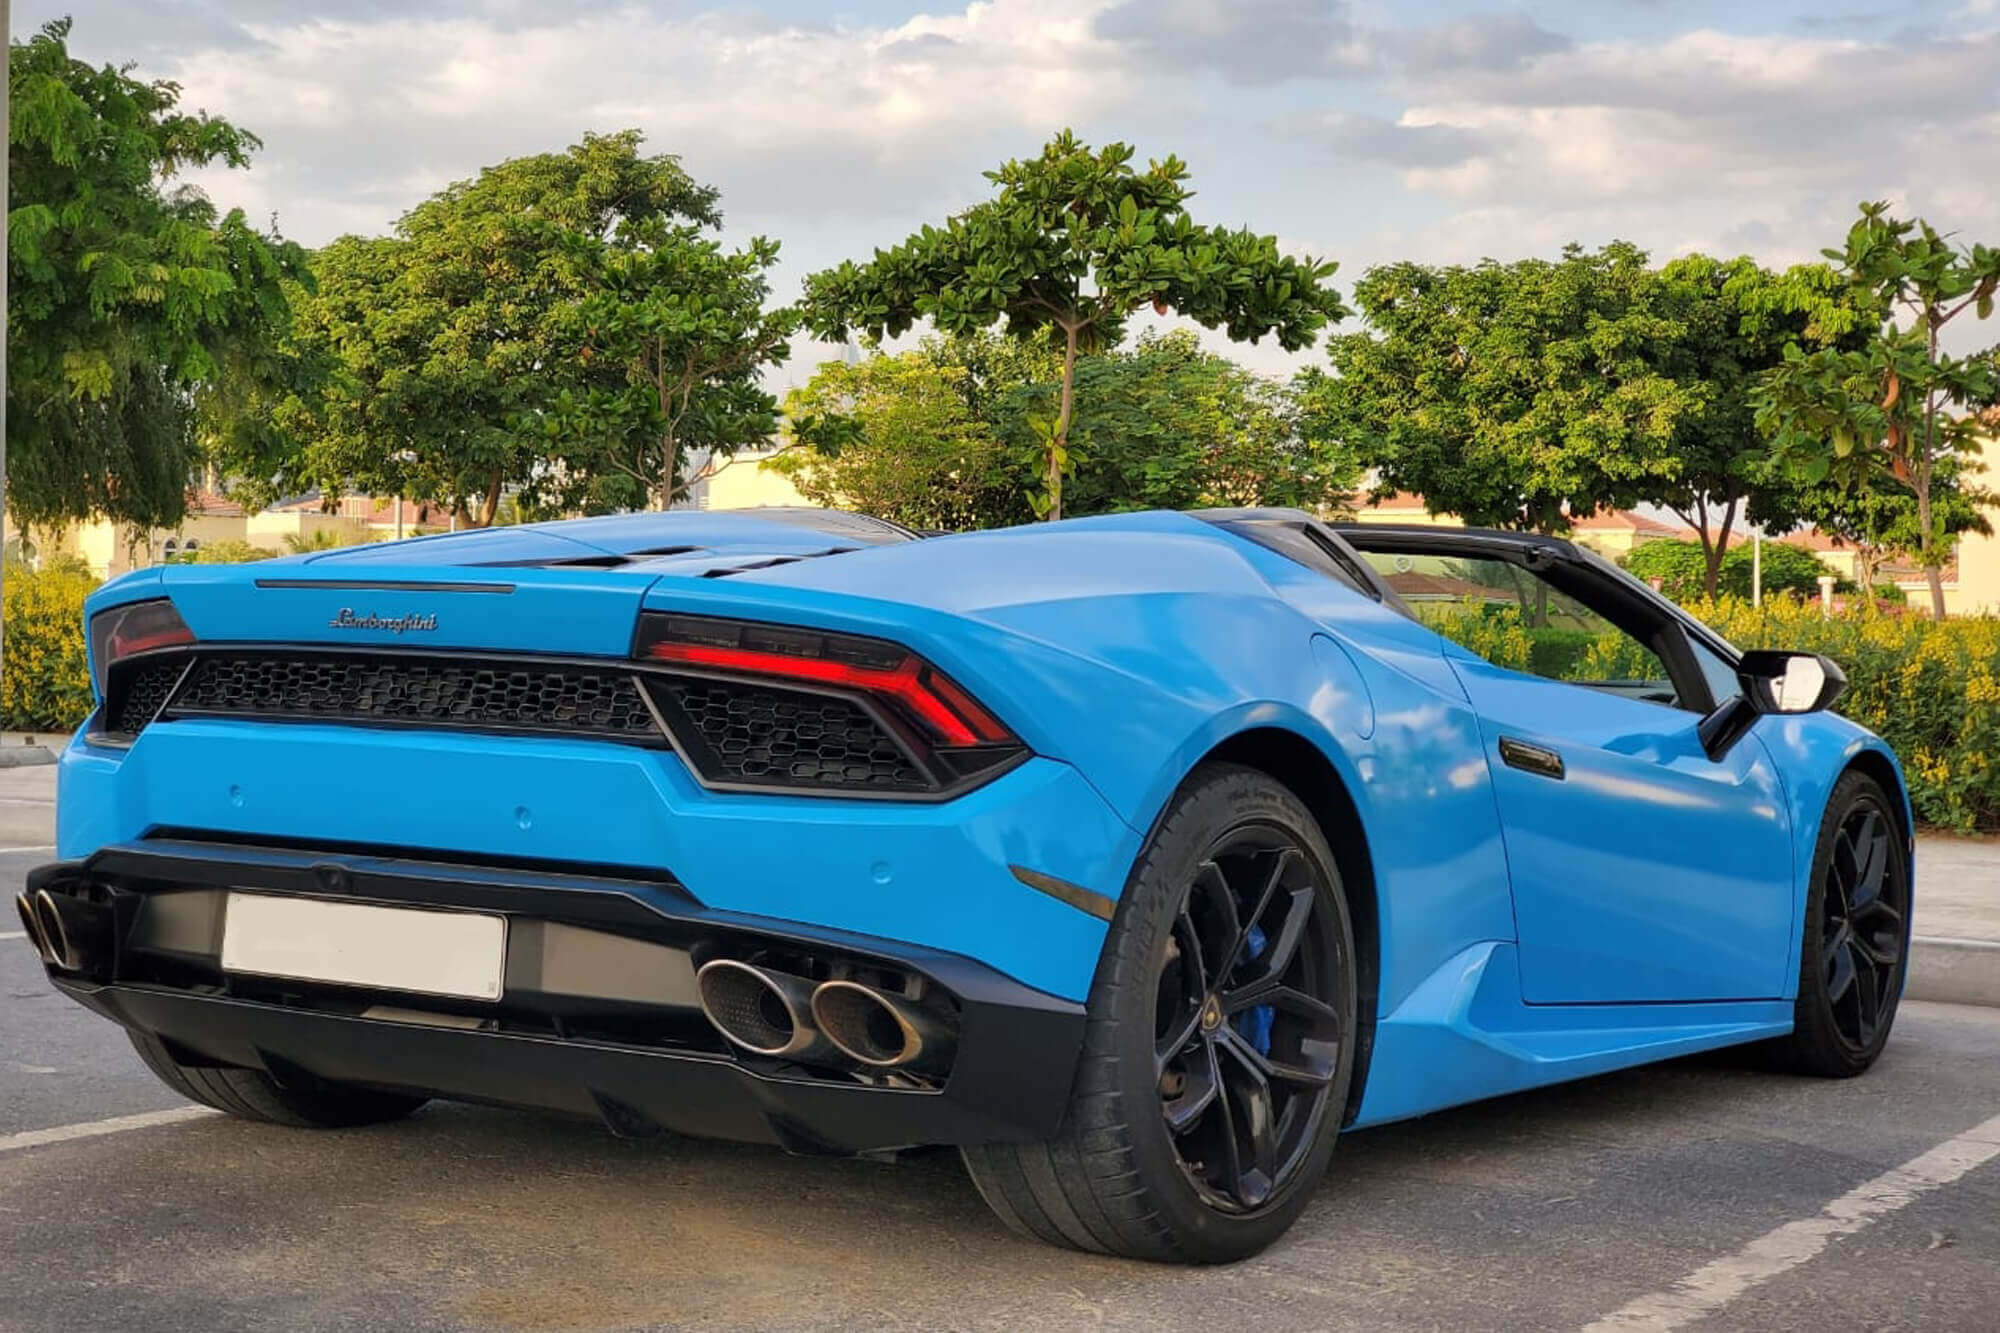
xmin=22 ymin=0 xmax=2000 ymax=378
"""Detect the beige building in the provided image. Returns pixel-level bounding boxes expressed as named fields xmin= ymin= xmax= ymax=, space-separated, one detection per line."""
xmin=689 ymin=446 xmax=811 ymax=511
xmin=5 ymin=493 xmax=445 ymax=581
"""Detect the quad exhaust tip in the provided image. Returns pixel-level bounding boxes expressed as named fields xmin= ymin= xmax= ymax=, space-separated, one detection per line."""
xmin=15 ymin=892 xmax=56 ymax=966
xmin=694 ymin=959 xmax=836 ymax=1062
xmin=31 ymin=890 xmax=74 ymax=970
xmin=810 ymin=980 xmax=955 ymax=1073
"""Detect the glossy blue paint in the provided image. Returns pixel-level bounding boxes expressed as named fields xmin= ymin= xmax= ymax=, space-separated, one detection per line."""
xmin=58 ymin=726 xmax=1131 ymax=1002
xmin=59 ymin=507 xmax=1913 ymax=1129
xmin=1352 ymin=941 xmax=1794 ymax=1127
xmin=1443 ymin=649 xmax=1797 ymax=1004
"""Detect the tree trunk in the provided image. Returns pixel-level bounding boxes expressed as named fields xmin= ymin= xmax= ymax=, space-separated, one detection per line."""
xmin=657 ymin=432 xmax=679 ymax=512
xmin=470 ymin=471 xmax=503 ymax=528
xmin=1915 ymin=414 xmax=1945 ymax=620
xmin=1048 ymin=324 xmax=1078 ymax=522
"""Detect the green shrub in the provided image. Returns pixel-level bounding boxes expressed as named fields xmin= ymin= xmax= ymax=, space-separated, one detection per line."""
xmin=1 ymin=562 xmax=95 ymax=732
xmin=1524 ymin=627 xmax=1599 ymax=679
xmin=169 ymin=539 xmax=271 ymax=564
xmin=1623 ymin=537 xmax=1843 ymax=602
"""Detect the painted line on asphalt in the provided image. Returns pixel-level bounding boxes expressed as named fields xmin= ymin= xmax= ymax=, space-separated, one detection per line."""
xmin=0 ymin=844 xmax=54 ymax=852
xmin=0 ymin=1106 xmax=219 ymax=1156
xmin=1582 ymin=1111 xmax=2000 ymax=1332
xmin=0 ymin=931 xmax=25 ymax=941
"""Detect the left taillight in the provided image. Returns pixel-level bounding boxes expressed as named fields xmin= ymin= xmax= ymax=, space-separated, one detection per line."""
xmin=88 ymin=598 xmax=195 ymax=699
xmin=635 ymin=612 xmax=1026 ymax=797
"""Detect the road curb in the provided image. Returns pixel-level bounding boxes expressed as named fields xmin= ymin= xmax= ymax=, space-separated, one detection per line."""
xmin=1908 ymin=936 xmax=2000 ymax=1009
xmin=0 ymin=746 xmax=55 ymax=769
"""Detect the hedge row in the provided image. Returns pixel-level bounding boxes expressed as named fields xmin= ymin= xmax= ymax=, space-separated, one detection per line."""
xmin=1697 ymin=596 xmax=2000 ymax=833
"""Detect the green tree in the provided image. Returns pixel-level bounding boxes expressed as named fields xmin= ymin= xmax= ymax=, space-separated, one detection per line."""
xmin=775 ymin=331 xmax=1347 ymax=529
xmin=551 ymin=225 xmax=797 ymax=509
xmin=1044 ymin=331 xmax=1355 ymax=515
xmin=6 ymin=19 xmax=309 ymax=532
xmin=774 ymin=337 xmax=1035 ymax=531
xmin=1753 ymin=202 xmax=2000 ymax=618
xmin=1651 ymin=255 xmax=1869 ymax=596
xmin=1307 ymin=244 xmax=1692 ymax=535
xmin=800 ymin=131 xmax=1347 ymax=520
xmin=241 ymin=132 xmax=725 ymax=525
xmin=1786 ymin=456 xmax=1991 ymax=596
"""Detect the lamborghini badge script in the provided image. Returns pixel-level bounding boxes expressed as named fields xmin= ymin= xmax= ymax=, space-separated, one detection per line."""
xmin=327 ymin=608 xmax=439 ymax=633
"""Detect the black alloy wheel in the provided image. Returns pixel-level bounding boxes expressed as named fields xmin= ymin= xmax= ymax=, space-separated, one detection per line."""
xmin=1767 ymin=770 xmax=1910 ymax=1077
xmin=1153 ymin=830 xmax=1345 ymax=1213
xmin=1819 ymin=801 xmax=1905 ymax=1052
xmin=961 ymin=764 xmax=1358 ymax=1263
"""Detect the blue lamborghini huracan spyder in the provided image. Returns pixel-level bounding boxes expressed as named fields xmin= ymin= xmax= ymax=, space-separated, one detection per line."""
xmin=20 ymin=507 xmax=1912 ymax=1261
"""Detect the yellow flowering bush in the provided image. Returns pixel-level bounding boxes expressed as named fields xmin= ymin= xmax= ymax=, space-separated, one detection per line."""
xmin=1 ymin=561 xmax=96 ymax=732
xmin=1691 ymin=598 xmax=2000 ymax=832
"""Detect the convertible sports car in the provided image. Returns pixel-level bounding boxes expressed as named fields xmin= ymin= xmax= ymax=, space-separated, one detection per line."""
xmin=20 ymin=507 xmax=1911 ymax=1262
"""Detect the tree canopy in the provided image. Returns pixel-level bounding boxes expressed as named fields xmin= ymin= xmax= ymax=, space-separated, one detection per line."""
xmin=1753 ymin=201 xmax=2000 ymax=618
xmin=218 ymin=131 xmax=743 ymax=524
xmin=772 ymin=330 xmax=1353 ymax=530
xmin=7 ymin=18 xmax=309 ymax=533
xmin=1306 ymin=243 xmax=1692 ymax=535
xmin=800 ymin=131 xmax=1347 ymax=519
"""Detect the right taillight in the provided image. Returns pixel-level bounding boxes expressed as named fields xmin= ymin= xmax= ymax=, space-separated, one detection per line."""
xmin=88 ymin=599 xmax=195 ymax=699
xmin=635 ymin=613 xmax=1026 ymax=797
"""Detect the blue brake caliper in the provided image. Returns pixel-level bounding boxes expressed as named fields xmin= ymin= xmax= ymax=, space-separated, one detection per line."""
xmin=1235 ymin=923 xmax=1275 ymax=1054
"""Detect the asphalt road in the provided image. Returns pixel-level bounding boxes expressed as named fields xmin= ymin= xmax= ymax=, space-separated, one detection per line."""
xmin=4 ymin=788 xmax=2000 ymax=1329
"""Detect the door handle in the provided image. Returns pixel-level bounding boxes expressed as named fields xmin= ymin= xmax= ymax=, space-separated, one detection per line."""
xmin=1498 ymin=736 xmax=1565 ymax=780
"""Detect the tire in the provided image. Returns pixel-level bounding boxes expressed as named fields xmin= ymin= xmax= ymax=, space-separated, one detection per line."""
xmin=1764 ymin=771 xmax=1911 ymax=1077
xmin=962 ymin=763 xmax=1359 ymax=1263
xmin=127 ymin=1031 xmax=428 ymax=1128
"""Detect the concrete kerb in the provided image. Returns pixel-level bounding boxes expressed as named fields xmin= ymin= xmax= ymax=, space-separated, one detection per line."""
xmin=1908 ymin=936 xmax=2000 ymax=1009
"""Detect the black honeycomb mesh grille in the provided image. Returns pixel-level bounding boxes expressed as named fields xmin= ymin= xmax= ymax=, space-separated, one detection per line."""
xmin=650 ymin=676 xmax=929 ymax=792
xmin=111 ymin=659 xmax=187 ymax=734
xmin=164 ymin=654 xmax=662 ymax=739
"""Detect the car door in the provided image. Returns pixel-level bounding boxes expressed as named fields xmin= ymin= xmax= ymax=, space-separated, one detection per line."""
xmin=1341 ymin=527 xmax=1796 ymax=1006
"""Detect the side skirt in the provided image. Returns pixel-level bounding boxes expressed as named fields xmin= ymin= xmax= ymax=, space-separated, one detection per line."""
xmin=1350 ymin=942 xmax=1793 ymax=1129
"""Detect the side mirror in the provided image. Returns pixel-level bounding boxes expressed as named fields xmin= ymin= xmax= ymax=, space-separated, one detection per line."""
xmin=1697 ymin=650 xmax=1847 ymax=760
xmin=1737 ymin=649 xmax=1848 ymax=715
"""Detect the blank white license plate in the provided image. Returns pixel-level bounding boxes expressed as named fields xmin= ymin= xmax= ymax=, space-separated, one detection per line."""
xmin=221 ymin=894 xmax=507 ymax=1001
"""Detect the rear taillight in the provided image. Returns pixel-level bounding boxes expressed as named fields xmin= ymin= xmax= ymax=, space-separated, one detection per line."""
xmin=635 ymin=613 xmax=1025 ymax=796
xmin=88 ymin=599 xmax=195 ymax=699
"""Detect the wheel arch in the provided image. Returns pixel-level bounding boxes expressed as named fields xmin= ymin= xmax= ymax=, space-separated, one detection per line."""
xmin=1841 ymin=746 xmax=1916 ymax=886
xmin=1196 ymin=726 xmax=1380 ymax=1129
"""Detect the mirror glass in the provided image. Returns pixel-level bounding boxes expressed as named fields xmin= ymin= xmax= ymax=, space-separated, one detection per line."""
xmin=1775 ymin=655 xmax=1827 ymax=713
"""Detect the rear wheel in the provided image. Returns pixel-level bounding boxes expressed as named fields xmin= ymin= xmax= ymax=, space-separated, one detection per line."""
xmin=128 ymin=1031 xmax=428 ymax=1128
xmin=962 ymin=763 xmax=1358 ymax=1263
xmin=1765 ymin=771 xmax=1910 ymax=1077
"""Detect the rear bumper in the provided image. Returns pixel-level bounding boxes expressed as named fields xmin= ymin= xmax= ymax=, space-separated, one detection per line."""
xmin=56 ymin=720 xmax=1135 ymax=1002
xmin=28 ymin=841 xmax=1086 ymax=1153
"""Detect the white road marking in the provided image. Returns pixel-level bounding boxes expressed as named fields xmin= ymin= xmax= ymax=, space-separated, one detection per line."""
xmin=0 ymin=843 xmax=54 ymax=852
xmin=0 ymin=931 xmax=26 ymax=941
xmin=0 ymin=1106 xmax=219 ymax=1156
xmin=1583 ymin=1112 xmax=2000 ymax=1331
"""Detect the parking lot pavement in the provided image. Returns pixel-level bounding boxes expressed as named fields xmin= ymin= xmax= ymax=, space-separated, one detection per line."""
xmin=5 ymin=773 xmax=2000 ymax=1331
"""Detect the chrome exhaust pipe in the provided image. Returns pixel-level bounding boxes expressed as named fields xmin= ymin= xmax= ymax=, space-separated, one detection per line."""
xmin=810 ymin=980 xmax=956 ymax=1074
xmin=31 ymin=889 xmax=113 ymax=975
xmin=15 ymin=892 xmax=56 ymax=966
xmin=695 ymin=959 xmax=837 ymax=1062
xmin=32 ymin=890 xmax=73 ymax=969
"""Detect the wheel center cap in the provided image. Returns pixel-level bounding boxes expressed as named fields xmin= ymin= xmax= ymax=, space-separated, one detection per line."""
xmin=1200 ymin=997 xmax=1223 ymax=1032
